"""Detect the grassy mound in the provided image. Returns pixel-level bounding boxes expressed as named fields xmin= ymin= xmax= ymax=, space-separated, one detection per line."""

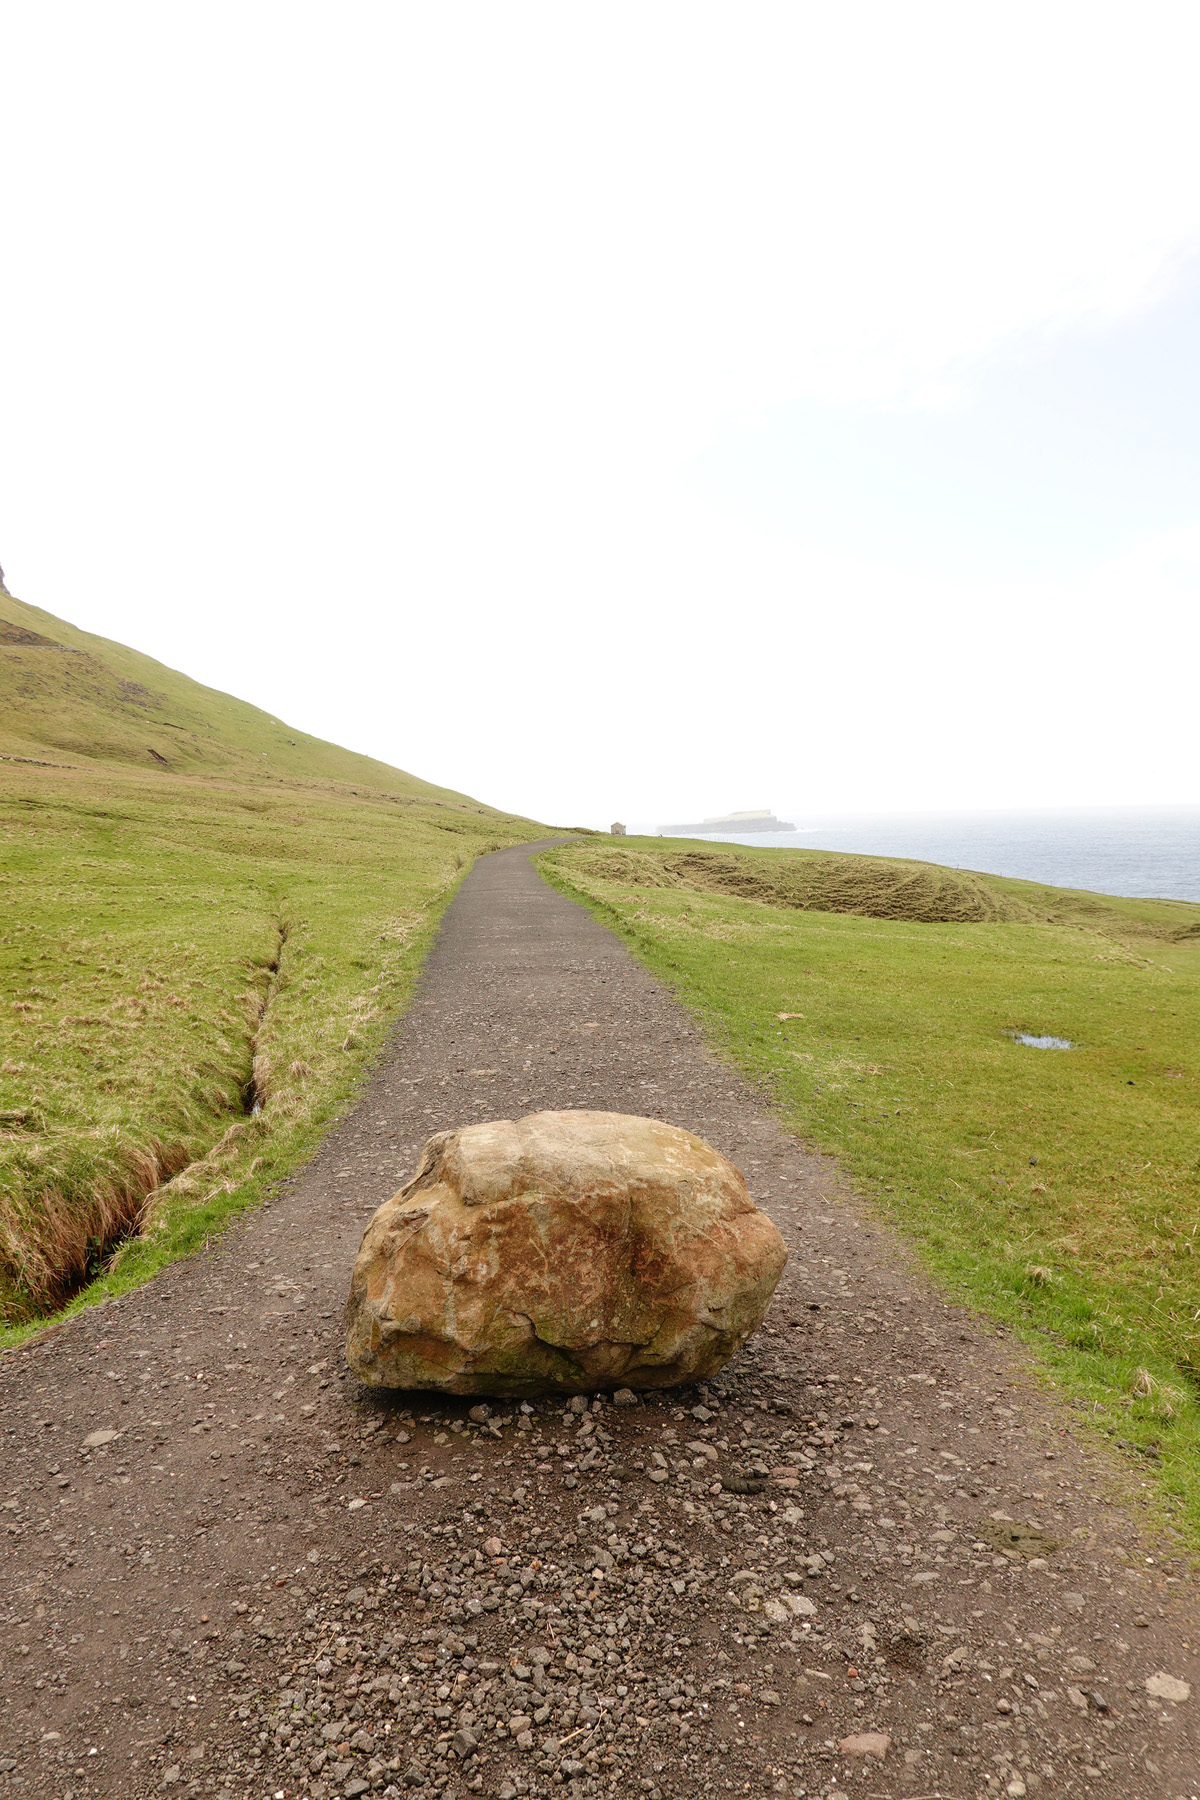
xmin=542 ymin=836 xmax=1200 ymax=1543
xmin=570 ymin=843 xmax=1024 ymax=922
xmin=0 ymin=584 xmax=542 ymax=1334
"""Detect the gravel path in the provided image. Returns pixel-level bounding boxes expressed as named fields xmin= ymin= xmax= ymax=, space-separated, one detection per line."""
xmin=3 ymin=843 xmax=1198 ymax=1800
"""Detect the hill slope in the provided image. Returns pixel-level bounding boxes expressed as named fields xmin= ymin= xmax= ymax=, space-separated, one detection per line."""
xmin=0 ymin=584 xmax=488 ymax=806
xmin=0 ymin=580 xmax=544 ymax=1331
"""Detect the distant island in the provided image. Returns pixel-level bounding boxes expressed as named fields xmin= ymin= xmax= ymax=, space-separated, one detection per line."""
xmin=659 ymin=808 xmax=796 ymax=835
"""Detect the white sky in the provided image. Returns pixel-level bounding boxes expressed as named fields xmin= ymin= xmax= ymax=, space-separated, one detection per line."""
xmin=2 ymin=2 xmax=1199 ymax=828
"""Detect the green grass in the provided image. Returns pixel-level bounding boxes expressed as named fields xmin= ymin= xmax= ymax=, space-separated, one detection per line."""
xmin=539 ymin=837 xmax=1200 ymax=1542
xmin=0 ymin=585 xmax=544 ymax=1338
xmin=1 ymin=590 xmax=491 ymax=801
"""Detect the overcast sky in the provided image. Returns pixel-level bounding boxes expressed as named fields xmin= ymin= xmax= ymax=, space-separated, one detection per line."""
xmin=2 ymin=3 xmax=1198 ymax=827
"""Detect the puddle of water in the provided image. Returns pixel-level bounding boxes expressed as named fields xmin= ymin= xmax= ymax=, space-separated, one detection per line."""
xmin=1013 ymin=1033 xmax=1072 ymax=1049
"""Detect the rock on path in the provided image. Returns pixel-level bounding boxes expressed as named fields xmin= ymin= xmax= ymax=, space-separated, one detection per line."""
xmin=2 ymin=843 xmax=1199 ymax=1800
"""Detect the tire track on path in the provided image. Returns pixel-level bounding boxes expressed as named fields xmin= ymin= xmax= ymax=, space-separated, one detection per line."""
xmin=3 ymin=843 xmax=1198 ymax=1800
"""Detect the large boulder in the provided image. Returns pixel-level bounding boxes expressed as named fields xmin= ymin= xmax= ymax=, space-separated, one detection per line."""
xmin=344 ymin=1109 xmax=787 ymax=1396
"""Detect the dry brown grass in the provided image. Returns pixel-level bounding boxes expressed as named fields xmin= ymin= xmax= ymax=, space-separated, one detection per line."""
xmin=572 ymin=845 xmax=1026 ymax=923
xmin=0 ymin=1136 xmax=193 ymax=1313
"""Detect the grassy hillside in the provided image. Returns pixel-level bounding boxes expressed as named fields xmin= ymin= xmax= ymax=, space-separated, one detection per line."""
xmin=540 ymin=837 xmax=1200 ymax=1541
xmin=0 ymin=587 xmax=485 ymax=802
xmin=1 ymin=583 xmax=496 ymax=802
xmin=0 ymin=582 xmax=543 ymax=1336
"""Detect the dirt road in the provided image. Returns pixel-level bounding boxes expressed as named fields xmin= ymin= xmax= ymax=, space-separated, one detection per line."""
xmin=3 ymin=844 xmax=1198 ymax=1800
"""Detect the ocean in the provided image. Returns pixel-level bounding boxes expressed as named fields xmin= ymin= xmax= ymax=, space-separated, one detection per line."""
xmin=638 ymin=808 xmax=1200 ymax=904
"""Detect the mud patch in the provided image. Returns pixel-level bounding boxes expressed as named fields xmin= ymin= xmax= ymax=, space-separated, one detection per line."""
xmin=978 ymin=1519 xmax=1059 ymax=1560
xmin=883 ymin=1629 xmax=926 ymax=1671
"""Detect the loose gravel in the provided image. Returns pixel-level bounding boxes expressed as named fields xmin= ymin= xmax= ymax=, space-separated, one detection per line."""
xmin=2 ymin=844 xmax=1199 ymax=1800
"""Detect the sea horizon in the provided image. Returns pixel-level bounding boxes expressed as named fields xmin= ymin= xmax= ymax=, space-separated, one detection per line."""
xmin=623 ymin=804 xmax=1200 ymax=905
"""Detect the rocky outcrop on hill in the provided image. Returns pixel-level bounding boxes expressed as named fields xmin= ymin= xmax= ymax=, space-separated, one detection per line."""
xmin=344 ymin=1110 xmax=787 ymax=1395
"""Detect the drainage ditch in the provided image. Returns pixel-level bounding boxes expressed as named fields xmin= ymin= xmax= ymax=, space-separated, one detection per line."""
xmin=241 ymin=919 xmax=289 ymax=1117
xmin=2 ymin=919 xmax=292 ymax=1327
